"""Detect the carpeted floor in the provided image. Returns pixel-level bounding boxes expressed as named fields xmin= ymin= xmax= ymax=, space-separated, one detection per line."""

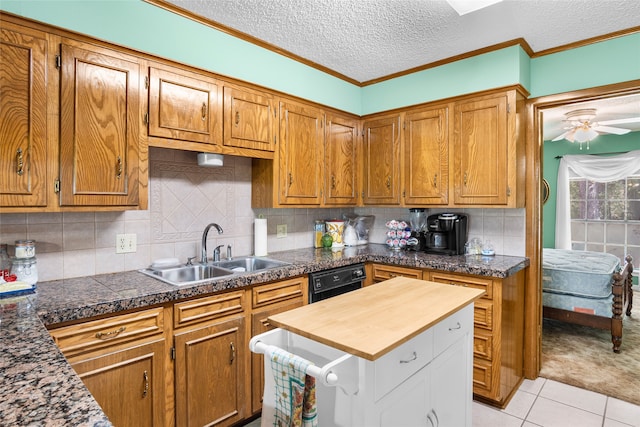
xmin=541 ymin=304 xmax=640 ymax=406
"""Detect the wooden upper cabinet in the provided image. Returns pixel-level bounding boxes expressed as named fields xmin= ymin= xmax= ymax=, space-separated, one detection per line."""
xmin=452 ymin=89 xmax=525 ymax=207
xmin=148 ymin=64 xmax=222 ymax=145
xmin=403 ymin=105 xmax=449 ymax=205
xmin=59 ymin=42 xmax=144 ymax=207
xmin=278 ymin=99 xmax=324 ymax=205
xmin=362 ymin=114 xmax=401 ymax=205
xmin=223 ymin=84 xmax=275 ymax=151
xmin=324 ymin=112 xmax=359 ymax=206
xmin=0 ymin=23 xmax=48 ymax=208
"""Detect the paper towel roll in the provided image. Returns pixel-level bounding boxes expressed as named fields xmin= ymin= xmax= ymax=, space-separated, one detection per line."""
xmin=254 ymin=218 xmax=268 ymax=256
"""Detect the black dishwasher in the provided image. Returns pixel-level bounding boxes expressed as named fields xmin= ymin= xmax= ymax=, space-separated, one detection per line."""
xmin=308 ymin=263 xmax=366 ymax=303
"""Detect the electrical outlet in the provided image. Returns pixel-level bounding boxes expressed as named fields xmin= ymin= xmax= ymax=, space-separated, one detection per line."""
xmin=276 ymin=224 xmax=287 ymax=238
xmin=116 ymin=233 xmax=137 ymax=253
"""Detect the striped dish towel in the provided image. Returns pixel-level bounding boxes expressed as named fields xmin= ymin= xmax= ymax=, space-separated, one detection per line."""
xmin=269 ymin=347 xmax=318 ymax=427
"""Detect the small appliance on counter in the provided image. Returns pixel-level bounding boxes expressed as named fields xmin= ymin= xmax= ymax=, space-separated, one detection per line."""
xmin=406 ymin=208 xmax=427 ymax=251
xmin=424 ymin=213 xmax=468 ymax=255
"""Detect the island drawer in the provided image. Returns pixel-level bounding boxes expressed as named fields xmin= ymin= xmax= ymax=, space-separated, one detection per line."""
xmin=374 ymin=327 xmax=433 ymax=401
xmin=432 ymin=303 xmax=473 ymax=357
xmin=50 ymin=307 xmax=165 ymax=357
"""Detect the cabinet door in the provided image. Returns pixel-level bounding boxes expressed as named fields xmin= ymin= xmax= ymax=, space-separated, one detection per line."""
xmin=174 ymin=317 xmax=246 ymax=427
xmin=223 ymin=84 xmax=274 ymax=151
xmin=453 ymin=94 xmax=508 ymax=205
xmin=404 ymin=105 xmax=449 ymax=205
xmin=59 ymin=42 xmax=142 ymax=207
xmin=250 ymin=301 xmax=303 ymax=414
xmin=0 ymin=24 xmax=48 ymax=207
xmin=375 ymin=365 xmax=430 ymax=427
xmin=71 ymin=339 xmax=166 ymax=427
xmin=324 ymin=112 xmax=359 ymax=205
xmin=430 ymin=330 xmax=472 ymax=427
xmin=278 ymin=99 xmax=323 ymax=205
xmin=362 ymin=115 xmax=401 ymax=205
xmin=148 ymin=65 xmax=221 ymax=144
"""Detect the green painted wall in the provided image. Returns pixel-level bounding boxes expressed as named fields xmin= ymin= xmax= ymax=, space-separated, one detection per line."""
xmin=1 ymin=0 xmax=362 ymax=113
xmin=360 ymin=45 xmax=528 ymax=114
xmin=1 ymin=0 xmax=638 ymax=115
xmin=530 ymin=33 xmax=640 ymax=98
xmin=542 ymin=132 xmax=640 ymax=248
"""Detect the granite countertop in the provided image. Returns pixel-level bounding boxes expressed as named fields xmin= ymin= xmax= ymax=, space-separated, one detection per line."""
xmin=0 ymin=244 xmax=528 ymax=426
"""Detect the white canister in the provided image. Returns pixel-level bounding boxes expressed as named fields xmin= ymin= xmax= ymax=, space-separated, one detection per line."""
xmin=10 ymin=256 xmax=38 ymax=285
xmin=14 ymin=240 xmax=36 ymax=258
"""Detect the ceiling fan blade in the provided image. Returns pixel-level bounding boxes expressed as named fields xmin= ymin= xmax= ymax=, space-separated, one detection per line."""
xmin=552 ymin=131 xmax=571 ymax=141
xmin=592 ymin=125 xmax=631 ymax=135
xmin=598 ymin=117 xmax=640 ymax=126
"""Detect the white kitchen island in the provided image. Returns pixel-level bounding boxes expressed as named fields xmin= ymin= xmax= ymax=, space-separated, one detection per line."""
xmin=250 ymin=276 xmax=485 ymax=427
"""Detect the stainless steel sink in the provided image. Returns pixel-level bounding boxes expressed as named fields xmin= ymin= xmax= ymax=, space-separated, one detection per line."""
xmin=139 ymin=264 xmax=234 ymax=286
xmin=212 ymin=256 xmax=290 ymax=273
xmin=139 ymin=256 xmax=290 ymax=286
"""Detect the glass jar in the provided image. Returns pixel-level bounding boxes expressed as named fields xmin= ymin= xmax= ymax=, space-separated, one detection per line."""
xmin=0 ymin=244 xmax=10 ymax=273
xmin=10 ymin=257 xmax=38 ymax=285
xmin=14 ymin=240 xmax=36 ymax=259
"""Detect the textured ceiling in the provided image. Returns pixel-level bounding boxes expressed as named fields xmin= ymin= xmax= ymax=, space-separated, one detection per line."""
xmin=163 ymin=0 xmax=640 ymax=83
xmin=158 ymin=0 xmax=640 ymax=140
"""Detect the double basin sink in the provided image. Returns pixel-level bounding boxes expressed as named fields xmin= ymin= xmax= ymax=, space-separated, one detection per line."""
xmin=139 ymin=256 xmax=290 ymax=286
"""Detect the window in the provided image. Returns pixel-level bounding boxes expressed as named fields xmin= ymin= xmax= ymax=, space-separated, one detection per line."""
xmin=569 ymin=175 xmax=640 ymax=260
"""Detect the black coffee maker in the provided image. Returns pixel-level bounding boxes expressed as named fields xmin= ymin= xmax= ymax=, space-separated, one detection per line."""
xmin=424 ymin=213 xmax=468 ymax=255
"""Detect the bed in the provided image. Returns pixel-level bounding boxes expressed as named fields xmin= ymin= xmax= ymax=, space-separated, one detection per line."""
xmin=542 ymin=248 xmax=634 ymax=353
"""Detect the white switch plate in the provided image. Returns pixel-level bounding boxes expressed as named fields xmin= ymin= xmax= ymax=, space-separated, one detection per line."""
xmin=276 ymin=224 xmax=287 ymax=238
xmin=116 ymin=233 xmax=137 ymax=253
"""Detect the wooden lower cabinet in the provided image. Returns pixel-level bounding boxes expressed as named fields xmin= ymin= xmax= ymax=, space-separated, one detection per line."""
xmin=71 ymin=339 xmax=166 ymax=427
xmin=428 ymin=269 xmax=525 ymax=408
xmin=49 ymin=307 xmax=167 ymax=427
xmin=172 ymin=290 xmax=247 ymax=427
xmin=250 ymin=277 xmax=306 ymax=414
xmin=174 ymin=317 xmax=246 ymax=427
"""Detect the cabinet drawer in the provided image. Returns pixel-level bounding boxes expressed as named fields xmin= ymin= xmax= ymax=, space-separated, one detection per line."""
xmin=474 ymin=300 xmax=493 ymax=330
xmin=372 ymin=264 xmax=423 ymax=282
xmin=174 ymin=290 xmax=245 ymax=329
xmin=473 ymin=328 xmax=493 ymax=360
xmin=428 ymin=272 xmax=493 ymax=300
xmin=50 ymin=307 xmax=164 ymax=356
xmin=473 ymin=358 xmax=494 ymax=395
xmin=374 ymin=328 xmax=433 ymax=401
xmin=252 ymin=277 xmax=305 ymax=309
xmin=433 ymin=303 xmax=472 ymax=357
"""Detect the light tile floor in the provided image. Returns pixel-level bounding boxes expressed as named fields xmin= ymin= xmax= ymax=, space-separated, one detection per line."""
xmin=474 ymin=377 xmax=640 ymax=427
xmin=244 ymin=377 xmax=640 ymax=427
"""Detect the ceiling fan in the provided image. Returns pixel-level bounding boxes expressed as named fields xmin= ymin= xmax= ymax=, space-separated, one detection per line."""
xmin=552 ymin=108 xmax=640 ymax=149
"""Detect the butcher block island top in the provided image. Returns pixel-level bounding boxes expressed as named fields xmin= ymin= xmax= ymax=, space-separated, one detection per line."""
xmin=267 ymin=276 xmax=485 ymax=361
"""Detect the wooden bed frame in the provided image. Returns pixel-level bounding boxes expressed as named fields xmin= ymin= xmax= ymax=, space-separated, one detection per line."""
xmin=543 ymin=255 xmax=634 ymax=353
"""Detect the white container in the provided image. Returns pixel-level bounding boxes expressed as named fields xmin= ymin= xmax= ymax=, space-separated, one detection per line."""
xmin=14 ymin=240 xmax=36 ymax=259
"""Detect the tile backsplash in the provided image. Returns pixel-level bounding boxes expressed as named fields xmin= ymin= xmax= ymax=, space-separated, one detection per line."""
xmin=0 ymin=147 xmax=525 ymax=282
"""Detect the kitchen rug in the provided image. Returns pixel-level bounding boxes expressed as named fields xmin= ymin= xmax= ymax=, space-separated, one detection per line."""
xmin=540 ymin=304 xmax=640 ymax=406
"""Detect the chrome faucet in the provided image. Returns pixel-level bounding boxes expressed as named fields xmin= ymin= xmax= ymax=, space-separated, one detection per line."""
xmin=212 ymin=245 xmax=224 ymax=262
xmin=201 ymin=223 xmax=223 ymax=263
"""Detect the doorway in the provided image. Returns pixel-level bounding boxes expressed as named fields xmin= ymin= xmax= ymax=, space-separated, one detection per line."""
xmin=523 ymin=79 xmax=640 ymax=379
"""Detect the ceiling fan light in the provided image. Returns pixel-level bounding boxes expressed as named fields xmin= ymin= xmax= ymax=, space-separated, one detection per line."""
xmin=573 ymin=127 xmax=598 ymax=143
